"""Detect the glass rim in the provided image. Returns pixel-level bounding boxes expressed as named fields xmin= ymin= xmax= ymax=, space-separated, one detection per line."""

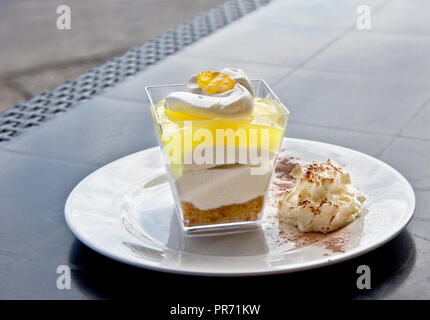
xmin=145 ymin=78 xmax=290 ymax=117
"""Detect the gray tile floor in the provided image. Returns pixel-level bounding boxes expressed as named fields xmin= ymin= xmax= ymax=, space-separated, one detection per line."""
xmin=402 ymin=99 xmax=430 ymax=140
xmin=1 ymin=0 xmax=429 ymax=299
xmin=3 ymin=97 xmax=157 ymax=167
xmin=242 ymin=0 xmax=387 ymax=30
xmin=274 ymin=68 xmax=430 ymax=135
xmin=306 ymin=30 xmax=430 ymax=80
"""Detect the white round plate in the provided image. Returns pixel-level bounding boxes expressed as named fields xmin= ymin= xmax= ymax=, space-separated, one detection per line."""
xmin=65 ymin=138 xmax=415 ymax=276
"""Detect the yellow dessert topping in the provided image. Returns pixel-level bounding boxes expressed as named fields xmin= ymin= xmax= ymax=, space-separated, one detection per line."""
xmin=154 ymin=97 xmax=286 ymax=178
xmin=197 ymin=71 xmax=236 ymax=94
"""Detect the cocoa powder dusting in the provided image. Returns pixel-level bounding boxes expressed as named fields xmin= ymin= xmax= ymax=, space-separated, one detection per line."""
xmin=263 ymin=152 xmax=352 ymax=254
xmin=268 ymin=152 xmax=297 ymax=207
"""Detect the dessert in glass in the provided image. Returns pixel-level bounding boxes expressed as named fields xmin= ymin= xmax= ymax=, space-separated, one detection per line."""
xmin=146 ymin=68 xmax=289 ymax=233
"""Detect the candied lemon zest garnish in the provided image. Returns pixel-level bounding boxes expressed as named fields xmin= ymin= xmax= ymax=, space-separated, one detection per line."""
xmin=197 ymin=71 xmax=236 ymax=94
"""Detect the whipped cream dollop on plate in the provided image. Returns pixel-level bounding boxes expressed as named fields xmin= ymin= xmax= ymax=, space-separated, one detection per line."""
xmin=165 ymin=68 xmax=255 ymax=118
xmin=278 ymin=159 xmax=366 ymax=233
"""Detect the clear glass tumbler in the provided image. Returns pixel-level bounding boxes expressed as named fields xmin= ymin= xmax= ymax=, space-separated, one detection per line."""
xmin=146 ymin=80 xmax=289 ymax=234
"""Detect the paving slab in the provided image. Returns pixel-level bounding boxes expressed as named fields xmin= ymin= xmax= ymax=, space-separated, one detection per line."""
xmin=306 ymin=30 xmax=430 ymax=81
xmin=413 ymin=190 xmax=430 ymax=221
xmin=274 ymin=68 xmax=430 ymax=135
xmin=372 ymin=0 xmax=430 ymax=35
xmin=401 ymin=98 xmax=430 ymax=140
xmin=379 ymin=137 xmax=430 ymax=190
xmin=0 ymin=149 xmax=95 ymax=257
xmin=0 ymin=258 xmax=87 ymax=299
xmin=286 ymin=122 xmax=393 ymax=157
xmin=372 ymin=232 xmax=427 ymax=299
xmin=2 ymin=96 xmax=157 ymax=167
xmin=2 ymin=227 xmax=415 ymax=299
xmin=179 ymin=21 xmax=345 ymax=68
xmin=242 ymin=0 xmax=387 ymax=30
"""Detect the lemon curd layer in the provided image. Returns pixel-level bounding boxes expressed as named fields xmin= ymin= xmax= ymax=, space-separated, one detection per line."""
xmin=154 ymin=97 xmax=286 ymax=177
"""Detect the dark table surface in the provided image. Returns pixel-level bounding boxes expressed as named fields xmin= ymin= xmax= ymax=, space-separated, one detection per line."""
xmin=0 ymin=0 xmax=429 ymax=300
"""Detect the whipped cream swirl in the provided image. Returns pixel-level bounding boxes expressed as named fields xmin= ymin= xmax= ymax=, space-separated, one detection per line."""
xmin=278 ymin=159 xmax=366 ymax=233
xmin=165 ymin=68 xmax=254 ymax=118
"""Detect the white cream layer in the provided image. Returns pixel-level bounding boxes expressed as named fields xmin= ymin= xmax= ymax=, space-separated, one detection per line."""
xmin=175 ymin=164 xmax=273 ymax=210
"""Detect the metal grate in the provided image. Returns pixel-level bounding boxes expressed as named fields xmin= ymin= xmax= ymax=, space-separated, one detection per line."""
xmin=0 ymin=0 xmax=271 ymax=143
